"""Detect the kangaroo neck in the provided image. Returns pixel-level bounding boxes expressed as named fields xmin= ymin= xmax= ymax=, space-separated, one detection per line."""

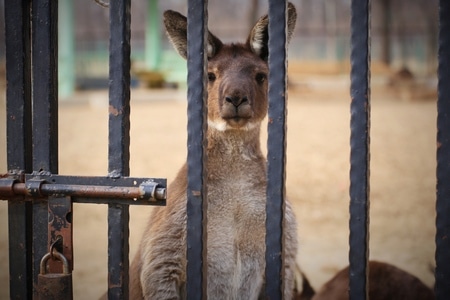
xmin=206 ymin=125 xmax=264 ymax=162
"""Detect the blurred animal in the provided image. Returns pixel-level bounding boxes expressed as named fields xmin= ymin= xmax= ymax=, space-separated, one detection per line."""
xmin=293 ymin=263 xmax=316 ymax=300
xmin=311 ymin=261 xmax=434 ymax=300
xmin=129 ymin=3 xmax=298 ymax=299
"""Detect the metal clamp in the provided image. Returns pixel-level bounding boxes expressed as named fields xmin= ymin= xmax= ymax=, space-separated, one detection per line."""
xmin=139 ymin=181 xmax=167 ymax=201
xmin=25 ymin=179 xmax=46 ymax=197
xmin=0 ymin=178 xmax=18 ymax=196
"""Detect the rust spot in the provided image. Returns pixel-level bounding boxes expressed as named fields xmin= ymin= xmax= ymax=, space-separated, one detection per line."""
xmin=109 ymin=105 xmax=121 ymax=116
xmin=191 ymin=190 xmax=201 ymax=197
xmin=268 ymin=118 xmax=273 ymax=124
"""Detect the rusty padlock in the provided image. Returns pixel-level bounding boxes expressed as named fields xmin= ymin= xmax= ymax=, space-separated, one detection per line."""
xmin=38 ymin=250 xmax=73 ymax=300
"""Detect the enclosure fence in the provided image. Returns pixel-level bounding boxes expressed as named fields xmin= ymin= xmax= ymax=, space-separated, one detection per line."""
xmin=0 ymin=0 xmax=449 ymax=299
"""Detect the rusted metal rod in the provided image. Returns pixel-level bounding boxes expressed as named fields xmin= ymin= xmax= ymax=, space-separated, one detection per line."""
xmin=0 ymin=179 xmax=166 ymax=201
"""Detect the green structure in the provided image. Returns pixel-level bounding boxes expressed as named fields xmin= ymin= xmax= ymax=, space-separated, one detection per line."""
xmin=58 ymin=0 xmax=75 ymax=98
xmin=146 ymin=0 xmax=161 ymax=70
xmin=57 ymin=0 xmax=187 ymax=94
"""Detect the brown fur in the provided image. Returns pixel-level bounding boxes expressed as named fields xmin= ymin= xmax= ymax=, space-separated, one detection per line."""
xmin=129 ymin=3 xmax=298 ymax=299
xmin=312 ymin=261 xmax=435 ymax=300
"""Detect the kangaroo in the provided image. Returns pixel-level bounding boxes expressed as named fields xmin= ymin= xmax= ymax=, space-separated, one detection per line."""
xmin=129 ymin=3 xmax=298 ymax=300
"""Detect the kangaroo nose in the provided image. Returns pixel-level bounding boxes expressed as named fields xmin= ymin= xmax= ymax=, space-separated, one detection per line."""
xmin=225 ymin=95 xmax=248 ymax=107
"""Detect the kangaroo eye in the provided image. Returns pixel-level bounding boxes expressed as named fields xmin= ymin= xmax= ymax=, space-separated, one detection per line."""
xmin=208 ymin=72 xmax=216 ymax=82
xmin=255 ymin=73 xmax=266 ymax=84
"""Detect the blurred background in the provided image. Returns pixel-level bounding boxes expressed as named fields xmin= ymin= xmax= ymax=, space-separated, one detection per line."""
xmin=0 ymin=0 xmax=439 ymax=298
xmin=0 ymin=0 xmax=439 ymax=95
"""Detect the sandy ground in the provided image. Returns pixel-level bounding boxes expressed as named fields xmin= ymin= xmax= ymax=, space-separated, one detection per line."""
xmin=0 ymin=77 xmax=437 ymax=299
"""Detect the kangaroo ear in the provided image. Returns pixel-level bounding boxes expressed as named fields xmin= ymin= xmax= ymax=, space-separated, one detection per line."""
xmin=163 ymin=10 xmax=222 ymax=60
xmin=247 ymin=2 xmax=297 ymax=61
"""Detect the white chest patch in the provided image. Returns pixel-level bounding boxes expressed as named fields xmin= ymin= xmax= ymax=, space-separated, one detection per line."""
xmin=208 ymin=119 xmax=259 ymax=132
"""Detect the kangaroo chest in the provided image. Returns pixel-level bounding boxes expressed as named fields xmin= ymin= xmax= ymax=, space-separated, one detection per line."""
xmin=205 ymin=165 xmax=267 ymax=299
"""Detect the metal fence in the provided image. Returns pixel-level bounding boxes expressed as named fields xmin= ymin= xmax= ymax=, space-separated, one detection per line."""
xmin=2 ymin=0 xmax=167 ymax=299
xmin=1 ymin=0 xmax=449 ymax=299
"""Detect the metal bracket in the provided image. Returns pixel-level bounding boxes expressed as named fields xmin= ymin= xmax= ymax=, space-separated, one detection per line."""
xmin=48 ymin=196 xmax=73 ymax=272
xmin=25 ymin=179 xmax=46 ymax=197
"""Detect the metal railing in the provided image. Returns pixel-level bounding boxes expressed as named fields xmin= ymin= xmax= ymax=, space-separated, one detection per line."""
xmin=2 ymin=1 xmax=167 ymax=299
xmin=1 ymin=0 xmax=449 ymax=299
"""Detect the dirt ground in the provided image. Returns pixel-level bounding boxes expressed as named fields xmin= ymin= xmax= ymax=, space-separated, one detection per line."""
xmin=0 ymin=75 xmax=437 ymax=299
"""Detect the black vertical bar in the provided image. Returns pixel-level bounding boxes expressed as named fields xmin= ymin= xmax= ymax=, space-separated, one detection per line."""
xmin=32 ymin=0 xmax=59 ymax=173
xmin=5 ymin=0 xmax=33 ymax=298
xmin=107 ymin=0 xmax=131 ymax=299
xmin=265 ymin=1 xmax=288 ymax=298
xmin=349 ymin=0 xmax=371 ymax=299
xmin=186 ymin=0 xmax=208 ymax=298
xmin=436 ymin=1 xmax=450 ymax=299
xmin=31 ymin=0 xmax=59 ymax=297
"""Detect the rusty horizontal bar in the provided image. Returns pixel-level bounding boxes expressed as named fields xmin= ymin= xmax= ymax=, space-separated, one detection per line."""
xmin=9 ymin=181 xmax=165 ymax=200
xmin=0 ymin=174 xmax=166 ymax=204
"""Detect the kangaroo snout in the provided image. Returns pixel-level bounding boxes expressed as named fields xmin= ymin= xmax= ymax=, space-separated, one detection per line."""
xmin=225 ymin=95 xmax=248 ymax=107
xmin=221 ymin=90 xmax=253 ymax=121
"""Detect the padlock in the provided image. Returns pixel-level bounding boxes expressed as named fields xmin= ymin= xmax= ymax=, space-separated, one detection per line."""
xmin=38 ymin=250 xmax=73 ymax=300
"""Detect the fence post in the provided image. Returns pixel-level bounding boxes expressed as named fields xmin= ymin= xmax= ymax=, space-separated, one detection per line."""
xmin=5 ymin=0 xmax=33 ymax=298
xmin=186 ymin=0 xmax=209 ymax=298
xmin=31 ymin=0 xmax=59 ymax=297
xmin=266 ymin=0 xmax=288 ymax=298
xmin=107 ymin=0 xmax=131 ymax=298
xmin=436 ymin=1 xmax=450 ymax=299
xmin=349 ymin=0 xmax=371 ymax=299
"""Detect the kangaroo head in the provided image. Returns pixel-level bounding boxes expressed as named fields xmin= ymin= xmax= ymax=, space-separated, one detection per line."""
xmin=163 ymin=3 xmax=297 ymax=131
